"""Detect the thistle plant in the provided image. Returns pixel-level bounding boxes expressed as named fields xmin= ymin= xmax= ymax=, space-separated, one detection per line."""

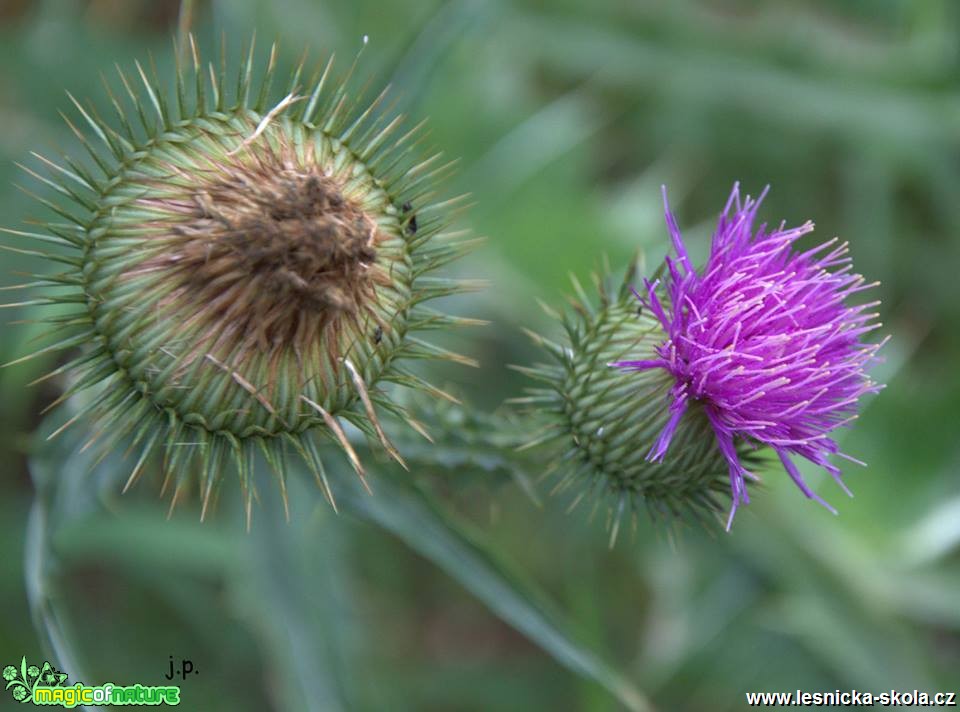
xmin=613 ymin=184 xmax=886 ymax=528
xmin=2 ymin=38 xmax=478 ymax=524
xmin=520 ymin=183 xmax=885 ymax=534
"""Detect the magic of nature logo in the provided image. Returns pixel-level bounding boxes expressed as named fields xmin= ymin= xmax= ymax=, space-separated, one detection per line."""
xmin=3 ymin=656 xmax=181 ymax=707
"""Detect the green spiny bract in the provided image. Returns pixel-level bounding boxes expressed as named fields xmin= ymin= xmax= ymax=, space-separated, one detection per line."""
xmin=514 ymin=259 xmax=755 ymax=542
xmin=2 ymin=38 xmax=481 ymax=525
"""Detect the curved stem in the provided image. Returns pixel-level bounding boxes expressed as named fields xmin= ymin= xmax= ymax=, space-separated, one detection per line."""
xmin=24 ymin=497 xmax=91 ymax=709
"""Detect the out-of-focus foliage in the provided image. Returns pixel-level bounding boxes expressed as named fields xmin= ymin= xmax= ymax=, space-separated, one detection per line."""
xmin=1 ymin=1 xmax=958 ymax=710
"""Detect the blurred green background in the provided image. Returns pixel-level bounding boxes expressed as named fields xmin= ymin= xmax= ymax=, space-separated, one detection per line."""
xmin=1 ymin=0 xmax=958 ymax=710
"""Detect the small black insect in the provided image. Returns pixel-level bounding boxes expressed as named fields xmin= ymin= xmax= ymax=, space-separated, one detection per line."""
xmin=372 ymin=325 xmax=383 ymax=344
xmin=401 ymin=201 xmax=417 ymax=236
xmin=636 ymin=305 xmax=644 ymax=317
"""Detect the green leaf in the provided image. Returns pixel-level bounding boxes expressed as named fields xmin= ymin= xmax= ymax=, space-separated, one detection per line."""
xmin=233 ymin=473 xmax=356 ymax=712
xmin=334 ymin=468 xmax=655 ymax=712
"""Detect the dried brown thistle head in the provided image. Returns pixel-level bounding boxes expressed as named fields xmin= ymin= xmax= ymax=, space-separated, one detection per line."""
xmin=140 ymin=140 xmax=395 ymax=370
xmin=3 ymin=39 xmax=482 ymax=525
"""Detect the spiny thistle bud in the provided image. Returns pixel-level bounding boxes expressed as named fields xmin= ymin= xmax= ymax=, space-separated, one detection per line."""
xmin=2 ymin=38 xmax=479 ymax=523
xmin=613 ymin=184 xmax=886 ymax=529
xmin=515 ymin=260 xmax=743 ymax=542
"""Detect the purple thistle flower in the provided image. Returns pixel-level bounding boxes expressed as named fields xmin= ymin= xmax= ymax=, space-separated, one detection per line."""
xmin=613 ymin=183 xmax=886 ymax=529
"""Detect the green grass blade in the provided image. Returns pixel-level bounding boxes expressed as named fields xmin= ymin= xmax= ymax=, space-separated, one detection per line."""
xmin=337 ymin=470 xmax=655 ymax=712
